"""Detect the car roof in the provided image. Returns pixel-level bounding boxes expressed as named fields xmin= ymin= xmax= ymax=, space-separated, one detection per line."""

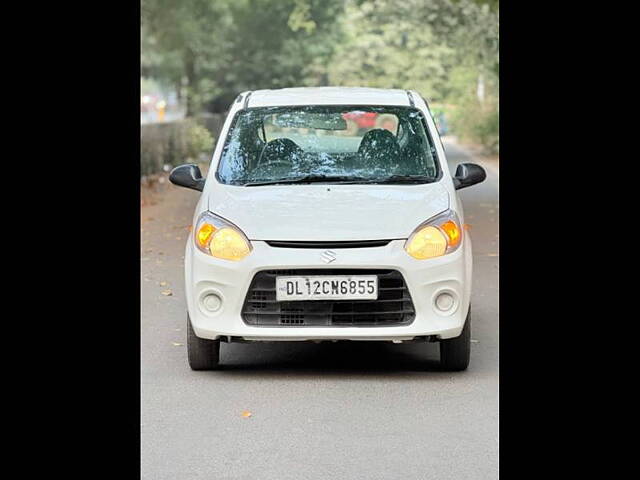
xmin=245 ymin=87 xmax=414 ymax=108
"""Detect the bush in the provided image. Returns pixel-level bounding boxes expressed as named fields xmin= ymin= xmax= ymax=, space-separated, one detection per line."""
xmin=450 ymin=100 xmax=499 ymax=155
xmin=185 ymin=120 xmax=214 ymax=159
xmin=140 ymin=119 xmax=215 ymax=176
xmin=472 ymin=109 xmax=499 ymax=154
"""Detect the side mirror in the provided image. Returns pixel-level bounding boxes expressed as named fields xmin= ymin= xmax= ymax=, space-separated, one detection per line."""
xmin=169 ymin=164 xmax=205 ymax=192
xmin=453 ymin=163 xmax=486 ymax=190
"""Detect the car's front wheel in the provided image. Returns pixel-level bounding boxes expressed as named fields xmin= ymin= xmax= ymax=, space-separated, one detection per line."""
xmin=187 ymin=314 xmax=220 ymax=370
xmin=439 ymin=308 xmax=471 ymax=371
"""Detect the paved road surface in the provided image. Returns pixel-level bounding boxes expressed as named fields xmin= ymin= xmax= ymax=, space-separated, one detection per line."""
xmin=141 ymin=137 xmax=499 ymax=479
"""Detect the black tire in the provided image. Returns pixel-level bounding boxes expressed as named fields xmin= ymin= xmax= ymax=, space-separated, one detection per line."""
xmin=187 ymin=314 xmax=220 ymax=370
xmin=439 ymin=308 xmax=471 ymax=371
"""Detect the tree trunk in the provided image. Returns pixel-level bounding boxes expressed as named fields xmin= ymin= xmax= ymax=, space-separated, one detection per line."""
xmin=184 ymin=48 xmax=197 ymax=117
xmin=175 ymin=79 xmax=182 ymax=104
xmin=476 ymin=73 xmax=485 ymax=106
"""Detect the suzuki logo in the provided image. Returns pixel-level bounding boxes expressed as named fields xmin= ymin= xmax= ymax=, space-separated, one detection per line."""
xmin=321 ymin=250 xmax=337 ymax=264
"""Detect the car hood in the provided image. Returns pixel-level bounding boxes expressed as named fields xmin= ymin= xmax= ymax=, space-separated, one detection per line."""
xmin=208 ymin=183 xmax=449 ymax=241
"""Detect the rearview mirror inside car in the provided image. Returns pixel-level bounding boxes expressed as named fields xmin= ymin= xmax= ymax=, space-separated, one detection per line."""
xmin=272 ymin=112 xmax=347 ymax=130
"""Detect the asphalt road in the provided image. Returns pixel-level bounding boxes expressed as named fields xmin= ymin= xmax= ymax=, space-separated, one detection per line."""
xmin=141 ymin=137 xmax=499 ymax=480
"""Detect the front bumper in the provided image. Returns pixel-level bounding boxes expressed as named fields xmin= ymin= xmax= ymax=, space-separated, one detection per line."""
xmin=185 ymin=237 xmax=472 ymax=341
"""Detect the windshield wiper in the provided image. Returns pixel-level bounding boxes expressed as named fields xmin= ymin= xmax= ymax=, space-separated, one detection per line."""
xmin=364 ymin=174 xmax=434 ymax=184
xmin=243 ymin=174 xmax=370 ymax=186
xmin=243 ymin=174 xmax=434 ymax=186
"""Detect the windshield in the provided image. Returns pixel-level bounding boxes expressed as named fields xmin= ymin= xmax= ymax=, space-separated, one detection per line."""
xmin=216 ymin=105 xmax=440 ymax=186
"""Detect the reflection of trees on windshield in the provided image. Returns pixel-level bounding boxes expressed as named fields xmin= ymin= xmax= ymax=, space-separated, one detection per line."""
xmin=218 ymin=106 xmax=439 ymax=185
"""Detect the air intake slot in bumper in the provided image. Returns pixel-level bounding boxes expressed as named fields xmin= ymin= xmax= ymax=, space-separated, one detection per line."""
xmin=242 ymin=269 xmax=415 ymax=327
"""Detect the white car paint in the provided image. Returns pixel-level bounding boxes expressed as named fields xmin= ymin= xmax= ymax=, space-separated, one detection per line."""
xmin=185 ymin=87 xmax=472 ymax=342
xmin=208 ymin=183 xmax=449 ymax=241
xmin=248 ymin=86 xmax=412 ymax=107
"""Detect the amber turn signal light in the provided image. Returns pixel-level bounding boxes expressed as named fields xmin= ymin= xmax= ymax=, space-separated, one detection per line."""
xmin=440 ymin=220 xmax=461 ymax=248
xmin=196 ymin=223 xmax=216 ymax=248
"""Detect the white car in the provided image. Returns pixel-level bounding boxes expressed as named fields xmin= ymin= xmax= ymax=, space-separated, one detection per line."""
xmin=170 ymin=87 xmax=486 ymax=371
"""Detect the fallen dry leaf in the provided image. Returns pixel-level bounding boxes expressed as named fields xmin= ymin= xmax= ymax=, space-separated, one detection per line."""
xmin=171 ymin=342 xmax=183 ymax=346
xmin=161 ymin=289 xmax=173 ymax=296
xmin=159 ymin=281 xmax=168 ymax=287
xmin=487 ymin=253 xmax=499 ymax=257
xmin=241 ymin=410 xmax=252 ymax=418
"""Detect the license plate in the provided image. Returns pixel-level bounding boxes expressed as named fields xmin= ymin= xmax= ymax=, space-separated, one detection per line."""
xmin=276 ymin=275 xmax=378 ymax=301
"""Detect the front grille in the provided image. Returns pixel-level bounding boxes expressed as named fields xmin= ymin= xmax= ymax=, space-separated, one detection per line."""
xmin=265 ymin=240 xmax=391 ymax=249
xmin=242 ymin=269 xmax=415 ymax=327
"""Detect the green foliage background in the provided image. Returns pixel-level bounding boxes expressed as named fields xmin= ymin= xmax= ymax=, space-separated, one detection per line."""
xmin=142 ymin=0 xmax=498 ymax=153
xmin=141 ymin=120 xmax=213 ymax=176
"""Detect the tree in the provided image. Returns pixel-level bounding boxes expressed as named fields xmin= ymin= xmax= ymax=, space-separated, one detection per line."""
xmin=142 ymin=0 xmax=234 ymax=115
xmin=141 ymin=0 xmax=499 ymax=151
xmin=327 ymin=0 xmax=455 ymax=101
xmin=354 ymin=0 xmax=498 ymax=150
xmin=141 ymin=0 xmax=345 ymax=114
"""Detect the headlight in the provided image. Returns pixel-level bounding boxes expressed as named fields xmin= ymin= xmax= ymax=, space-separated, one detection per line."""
xmin=194 ymin=211 xmax=252 ymax=261
xmin=405 ymin=210 xmax=462 ymax=260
